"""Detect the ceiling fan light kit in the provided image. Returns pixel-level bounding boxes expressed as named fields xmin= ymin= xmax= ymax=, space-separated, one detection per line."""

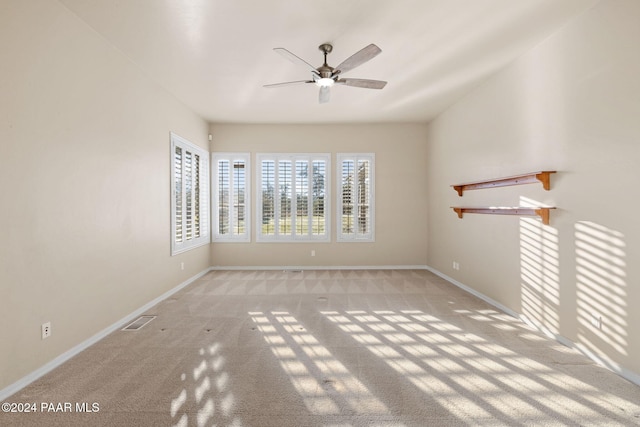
xmin=316 ymin=78 xmax=334 ymax=87
xmin=264 ymin=43 xmax=387 ymax=104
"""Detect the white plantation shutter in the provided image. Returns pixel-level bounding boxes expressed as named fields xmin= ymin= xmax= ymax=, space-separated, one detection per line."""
xmin=256 ymin=153 xmax=330 ymax=242
xmin=212 ymin=153 xmax=250 ymax=242
xmin=174 ymin=146 xmax=183 ymax=243
xmin=171 ymin=133 xmax=209 ymax=255
xmin=337 ymin=153 xmax=375 ymax=242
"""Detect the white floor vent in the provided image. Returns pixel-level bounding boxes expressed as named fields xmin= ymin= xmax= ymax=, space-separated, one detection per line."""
xmin=122 ymin=315 xmax=156 ymax=331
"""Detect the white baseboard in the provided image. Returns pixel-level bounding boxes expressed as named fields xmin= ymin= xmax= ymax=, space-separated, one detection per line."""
xmin=0 ymin=267 xmax=212 ymax=401
xmin=425 ymin=266 xmax=520 ymax=318
xmin=210 ymin=265 xmax=430 ymax=271
xmin=517 ymin=313 xmax=640 ymax=387
xmin=426 ymin=266 xmax=640 ymax=387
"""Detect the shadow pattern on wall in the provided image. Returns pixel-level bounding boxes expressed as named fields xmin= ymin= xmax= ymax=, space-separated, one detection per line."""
xmin=520 ymin=213 xmax=560 ymax=334
xmin=575 ymin=221 xmax=628 ymax=363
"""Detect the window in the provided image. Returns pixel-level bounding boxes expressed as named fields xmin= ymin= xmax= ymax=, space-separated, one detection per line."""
xmin=170 ymin=133 xmax=210 ymax=255
xmin=337 ymin=153 xmax=375 ymax=242
xmin=212 ymin=153 xmax=250 ymax=242
xmin=256 ymin=153 xmax=330 ymax=242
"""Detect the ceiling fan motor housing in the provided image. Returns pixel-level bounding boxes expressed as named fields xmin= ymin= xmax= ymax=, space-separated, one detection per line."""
xmin=317 ymin=65 xmax=334 ymax=79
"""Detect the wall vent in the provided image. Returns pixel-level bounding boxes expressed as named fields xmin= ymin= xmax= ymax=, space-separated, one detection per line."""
xmin=122 ymin=315 xmax=156 ymax=331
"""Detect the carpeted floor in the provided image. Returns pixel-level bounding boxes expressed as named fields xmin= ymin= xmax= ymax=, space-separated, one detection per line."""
xmin=2 ymin=269 xmax=640 ymax=426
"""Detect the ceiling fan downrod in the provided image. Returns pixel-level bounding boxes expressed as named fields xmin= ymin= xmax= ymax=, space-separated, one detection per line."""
xmin=318 ymin=43 xmax=333 ymax=63
xmin=317 ymin=43 xmax=335 ymax=79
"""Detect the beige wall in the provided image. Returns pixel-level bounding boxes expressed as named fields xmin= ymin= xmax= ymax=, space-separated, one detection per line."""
xmin=0 ymin=0 xmax=210 ymax=391
xmin=209 ymin=123 xmax=429 ymax=268
xmin=426 ymin=0 xmax=640 ymax=380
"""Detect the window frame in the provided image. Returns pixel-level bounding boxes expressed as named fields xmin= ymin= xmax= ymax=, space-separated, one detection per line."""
xmin=336 ymin=153 xmax=375 ymax=242
xmin=211 ymin=152 xmax=251 ymax=242
xmin=170 ymin=132 xmax=210 ymax=255
xmin=256 ymin=153 xmax=331 ymax=243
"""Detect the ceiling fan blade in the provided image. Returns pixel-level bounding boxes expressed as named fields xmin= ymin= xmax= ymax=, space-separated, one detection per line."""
xmin=274 ymin=48 xmax=319 ymax=75
xmin=338 ymin=78 xmax=387 ymax=89
xmin=264 ymin=80 xmax=313 ymax=88
xmin=319 ymin=86 xmax=330 ymax=104
xmin=333 ymin=44 xmax=382 ymax=75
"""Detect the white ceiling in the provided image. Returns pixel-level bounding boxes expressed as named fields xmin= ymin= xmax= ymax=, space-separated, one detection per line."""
xmin=59 ymin=0 xmax=596 ymax=124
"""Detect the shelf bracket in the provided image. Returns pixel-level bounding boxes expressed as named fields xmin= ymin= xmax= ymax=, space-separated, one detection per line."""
xmin=535 ymin=172 xmax=552 ymax=190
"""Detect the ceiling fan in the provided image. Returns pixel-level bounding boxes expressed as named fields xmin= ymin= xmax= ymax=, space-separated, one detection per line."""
xmin=264 ymin=43 xmax=387 ymax=104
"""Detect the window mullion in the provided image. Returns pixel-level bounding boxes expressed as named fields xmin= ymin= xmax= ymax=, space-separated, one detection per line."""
xmin=182 ymin=150 xmax=189 ymax=241
xmin=194 ymin=153 xmax=201 ymax=238
xmin=291 ymin=159 xmax=297 ymax=238
xmin=195 ymin=154 xmax=199 ymax=238
xmin=229 ymin=161 xmax=235 ymax=234
xmin=274 ymin=161 xmax=280 ymax=238
xmin=174 ymin=147 xmax=183 ymax=244
xmin=219 ymin=160 xmax=229 ymax=236
xmin=307 ymin=162 xmax=313 ymax=238
xmin=355 ymin=158 xmax=361 ymax=238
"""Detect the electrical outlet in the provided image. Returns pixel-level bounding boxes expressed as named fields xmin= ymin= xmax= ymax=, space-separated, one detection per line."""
xmin=42 ymin=322 xmax=51 ymax=340
xmin=181 ymin=262 xmax=184 ymax=270
xmin=311 ymin=250 xmax=315 ymax=257
xmin=453 ymin=261 xmax=460 ymax=270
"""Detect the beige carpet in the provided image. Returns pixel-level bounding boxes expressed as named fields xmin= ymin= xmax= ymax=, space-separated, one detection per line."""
xmin=2 ymin=269 xmax=640 ymax=426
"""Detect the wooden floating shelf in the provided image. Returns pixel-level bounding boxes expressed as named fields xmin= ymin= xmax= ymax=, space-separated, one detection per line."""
xmin=451 ymin=207 xmax=556 ymax=225
xmin=452 ymin=171 xmax=556 ymax=196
